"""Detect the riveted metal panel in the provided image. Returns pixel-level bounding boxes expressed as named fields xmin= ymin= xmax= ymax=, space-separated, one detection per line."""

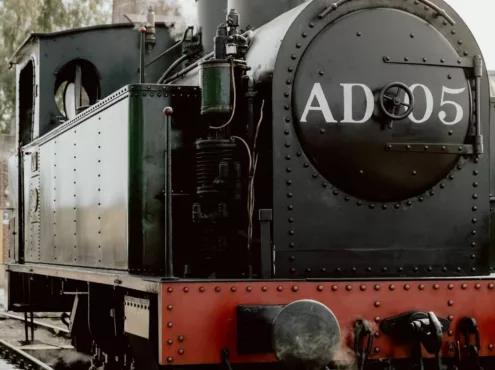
xmin=74 ymin=114 xmax=102 ymax=268
xmin=99 ymin=98 xmax=129 ymax=270
xmin=54 ymin=129 xmax=76 ymax=264
xmin=40 ymin=140 xmax=55 ymax=263
xmin=271 ymin=0 xmax=490 ymax=278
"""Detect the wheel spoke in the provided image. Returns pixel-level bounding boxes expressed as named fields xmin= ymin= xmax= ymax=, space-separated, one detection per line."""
xmin=400 ymin=102 xmax=410 ymax=108
xmin=384 ymin=95 xmax=394 ymax=101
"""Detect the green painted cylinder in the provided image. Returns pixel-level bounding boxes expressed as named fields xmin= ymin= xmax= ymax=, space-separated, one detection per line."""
xmin=199 ymin=60 xmax=233 ymax=116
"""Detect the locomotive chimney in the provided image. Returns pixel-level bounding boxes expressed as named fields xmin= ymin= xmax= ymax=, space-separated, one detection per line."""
xmin=195 ymin=0 xmax=228 ymax=53
xmin=227 ymin=0 xmax=308 ymax=30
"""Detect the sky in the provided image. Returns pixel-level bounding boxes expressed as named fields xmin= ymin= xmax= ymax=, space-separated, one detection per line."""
xmin=445 ymin=0 xmax=494 ymax=70
xmin=178 ymin=0 xmax=493 ymax=70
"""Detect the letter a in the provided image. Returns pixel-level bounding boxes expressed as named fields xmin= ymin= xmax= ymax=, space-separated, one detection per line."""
xmin=300 ymin=83 xmax=336 ymax=123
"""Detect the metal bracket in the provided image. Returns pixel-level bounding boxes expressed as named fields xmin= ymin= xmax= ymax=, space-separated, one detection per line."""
xmin=385 ymin=143 xmax=474 ymax=155
xmin=383 ymin=56 xmax=472 ymax=69
xmin=259 ymin=209 xmax=273 ymax=278
xmin=417 ymin=0 xmax=455 ymax=25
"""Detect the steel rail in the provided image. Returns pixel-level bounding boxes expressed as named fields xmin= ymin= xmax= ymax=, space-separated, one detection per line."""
xmin=0 ymin=339 xmax=55 ymax=370
xmin=0 ymin=311 xmax=69 ymax=335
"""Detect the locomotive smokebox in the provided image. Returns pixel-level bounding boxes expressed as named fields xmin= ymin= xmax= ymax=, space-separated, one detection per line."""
xmin=228 ymin=0 xmax=307 ymax=30
xmin=237 ymin=300 xmax=341 ymax=370
xmin=196 ymin=0 xmax=228 ymax=53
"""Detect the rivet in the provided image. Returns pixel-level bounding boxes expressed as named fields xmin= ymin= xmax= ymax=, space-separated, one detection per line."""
xmin=407 ymin=201 xmax=412 ymax=206
xmin=199 ymin=287 xmax=205 ymax=292
xmin=441 ymin=59 xmax=445 ymax=63
xmin=374 ymin=317 xmax=380 ymax=323
xmin=183 ymin=287 xmax=189 ymax=293
xmin=374 ymin=301 xmax=380 ymax=307
xmin=375 ymin=332 xmax=381 ymax=338
xmin=382 ymin=204 xmax=387 ymax=210
xmin=471 ymin=254 xmax=476 ymax=260
xmin=332 ymin=285 xmax=338 ymax=291
xmin=448 ymin=300 xmax=454 ymax=306
xmin=427 ymin=266 xmax=433 ymax=272
xmin=369 ymin=204 xmax=375 ymax=209
xmin=285 ymin=143 xmax=291 ymax=148
xmin=404 ymin=57 xmax=409 ymax=62
xmin=457 ymin=267 xmax=462 ymax=272
xmin=262 ymin=286 xmax=267 ymax=292
xmin=167 ymin=339 xmax=173 ymax=345
xmin=360 ymin=285 xmax=367 ymax=291
xmin=489 ymin=284 xmax=494 ymax=290
xmin=434 ymin=284 xmax=439 ymax=290
xmin=288 ymin=218 xmax=294 ymax=223
xmin=412 ymin=170 xmax=417 ymax=176
xmin=296 ymin=43 xmax=301 ymax=48
xmin=292 ymin=285 xmax=298 ymax=292
xmin=167 ymin=287 xmax=173 ymax=293
xmin=410 ymin=33 xmax=415 ymax=38
xmin=287 ymin=68 xmax=293 ymax=74
xmin=490 ymin=344 xmax=494 ymax=351
xmin=448 ymin=315 xmax=454 ymax=321
xmin=321 ymin=268 xmax=327 ymax=273
xmin=357 ymin=32 xmax=362 ymax=37
xmin=319 ymin=70 xmax=324 ymax=76
xmin=357 ymin=201 xmax=363 ymax=206
xmin=168 ymin=322 xmax=173 ymax=328
xmin=345 ymin=197 xmax=350 ymax=202
xmin=472 ymin=267 xmax=477 ymax=273
xmin=167 ymin=357 xmax=173 ymax=363
xmin=178 ymin=336 xmax=184 ymax=342
xmin=288 ymin=205 xmax=294 ymax=210
xmin=284 ymin=130 xmax=290 ymax=135
xmin=323 ymin=183 xmax=328 ymax=188
xmin=346 ymin=285 xmax=352 ymax=291
xmin=320 ymin=129 xmax=325 ymax=134
xmin=309 ymin=22 xmax=314 ymax=28
xmin=374 ymin=285 xmax=380 ymax=291
xmin=423 ymin=57 xmax=427 ymax=62
xmin=286 ymin=155 xmax=291 ymax=160
xmin=458 ymin=40 xmax=463 ymax=45
xmin=313 ymin=173 xmax=318 ymax=179
xmin=440 ymin=183 xmax=445 ymax=189
xmin=167 ymin=305 xmax=173 ymax=310
xmin=448 ymin=330 xmax=453 ymax=336
xmin=394 ymin=204 xmax=400 ymax=209
xmin=398 ymin=267 xmax=404 ymax=273
xmin=352 ymin=267 xmax=357 ymax=273
xmin=384 ymin=56 xmax=390 ymax=62
xmin=333 ymin=190 xmax=339 ymax=196
xmin=277 ymin=286 xmax=283 ymax=292
xmin=215 ymin=286 xmax=221 ymax=292
xmin=419 ymin=284 xmax=425 ymax=290
xmin=472 ymin=230 xmax=477 ymax=236
xmin=404 ymin=284 xmax=410 ymax=291
xmin=476 ymin=284 xmax=481 ymax=289
xmin=462 ymin=284 xmax=467 ymax=289
xmin=302 ymin=32 xmax=307 ymax=37
xmin=297 ymin=151 xmax=302 ymax=157
xmin=231 ymin=286 xmax=237 ymax=292
xmin=286 ymin=79 xmax=292 ymax=85
xmin=472 ymin=242 xmax=476 ymax=247
xmin=473 ymin=206 xmax=478 ymax=211
xmin=473 ymin=182 xmax=479 ymax=187
xmin=285 ymin=117 xmax=290 ymax=123
xmin=448 ymin=131 xmax=453 ymax=136
xmin=389 ymin=284 xmax=395 ymax=291
xmin=289 ymin=230 xmax=295 ymax=236
xmin=448 ymin=284 xmax=454 ymax=290
xmin=178 ymin=349 xmax=184 ymax=355
xmin=246 ymin=286 xmax=252 ymax=292
xmin=289 ymin=242 xmax=295 ymax=248
xmin=287 ymin=180 xmax=292 ymax=185
xmin=317 ymin=285 xmax=324 ymax=292
xmin=284 ymin=92 xmax=289 ymax=97
xmin=286 ymin=168 xmax=292 ymax=173
xmin=287 ymin=193 xmax=293 ymax=198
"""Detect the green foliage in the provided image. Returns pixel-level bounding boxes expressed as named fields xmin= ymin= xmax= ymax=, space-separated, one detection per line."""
xmin=0 ymin=0 xmax=111 ymax=134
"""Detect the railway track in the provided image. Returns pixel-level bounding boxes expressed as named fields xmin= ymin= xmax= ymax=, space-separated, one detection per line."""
xmin=0 ymin=312 xmax=69 ymax=336
xmin=0 ymin=339 xmax=55 ymax=370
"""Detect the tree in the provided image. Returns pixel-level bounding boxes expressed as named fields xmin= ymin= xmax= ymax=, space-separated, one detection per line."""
xmin=0 ymin=0 xmax=112 ymax=134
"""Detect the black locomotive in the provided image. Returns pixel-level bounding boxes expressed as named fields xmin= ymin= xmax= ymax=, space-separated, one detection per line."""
xmin=4 ymin=0 xmax=495 ymax=369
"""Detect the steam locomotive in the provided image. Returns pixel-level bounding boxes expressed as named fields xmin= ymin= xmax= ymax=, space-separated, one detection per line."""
xmin=4 ymin=0 xmax=495 ymax=369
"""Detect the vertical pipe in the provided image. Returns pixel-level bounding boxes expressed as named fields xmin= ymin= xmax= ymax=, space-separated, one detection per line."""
xmin=473 ymin=55 xmax=483 ymax=155
xmin=164 ymin=107 xmax=174 ymax=277
xmin=139 ymin=27 xmax=146 ymax=84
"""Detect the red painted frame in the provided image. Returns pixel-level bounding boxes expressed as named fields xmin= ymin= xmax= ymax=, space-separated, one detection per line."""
xmin=159 ymin=280 xmax=495 ymax=366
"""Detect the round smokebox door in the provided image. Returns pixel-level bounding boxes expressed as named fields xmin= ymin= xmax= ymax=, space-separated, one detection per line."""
xmin=292 ymin=8 xmax=471 ymax=202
